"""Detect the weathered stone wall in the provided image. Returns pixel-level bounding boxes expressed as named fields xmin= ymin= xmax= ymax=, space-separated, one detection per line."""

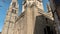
xmin=14 ymin=5 xmax=54 ymax=34
xmin=14 ymin=11 xmax=27 ymax=34
xmin=0 ymin=32 xmax=1 ymax=34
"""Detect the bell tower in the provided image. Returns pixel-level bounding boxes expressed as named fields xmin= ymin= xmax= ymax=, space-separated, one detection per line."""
xmin=1 ymin=0 xmax=19 ymax=34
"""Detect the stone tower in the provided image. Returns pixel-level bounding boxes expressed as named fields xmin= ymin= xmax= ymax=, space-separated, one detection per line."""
xmin=47 ymin=3 xmax=51 ymax=12
xmin=21 ymin=0 xmax=44 ymax=34
xmin=22 ymin=0 xmax=44 ymax=12
xmin=1 ymin=0 xmax=19 ymax=34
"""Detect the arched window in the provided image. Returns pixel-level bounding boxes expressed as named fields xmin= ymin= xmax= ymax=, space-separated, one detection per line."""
xmin=12 ymin=9 xmax=16 ymax=14
xmin=12 ymin=2 xmax=16 ymax=7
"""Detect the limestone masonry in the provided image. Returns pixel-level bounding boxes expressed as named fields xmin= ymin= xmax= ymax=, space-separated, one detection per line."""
xmin=1 ymin=0 xmax=56 ymax=34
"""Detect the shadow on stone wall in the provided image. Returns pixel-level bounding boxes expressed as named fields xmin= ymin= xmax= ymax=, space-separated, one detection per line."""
xmin=33 ymin=15 xmax=56 ymax=34
xmin=0 ymin=32 xmax=1 ymax=34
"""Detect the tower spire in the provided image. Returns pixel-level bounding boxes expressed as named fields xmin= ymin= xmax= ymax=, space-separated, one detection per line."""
xmin=1 ymin=0 xmax=19 ymax=34
xmin=47 ymin=3 xmax=51 ymax=12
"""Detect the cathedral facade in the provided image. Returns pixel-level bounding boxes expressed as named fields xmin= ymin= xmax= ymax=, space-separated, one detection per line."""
xmin=1 ymin=0 xmax=56 ymax=34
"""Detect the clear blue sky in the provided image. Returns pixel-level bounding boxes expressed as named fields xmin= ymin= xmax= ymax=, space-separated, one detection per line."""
xmin=0 ymin=0 xmax=49 ymax=32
